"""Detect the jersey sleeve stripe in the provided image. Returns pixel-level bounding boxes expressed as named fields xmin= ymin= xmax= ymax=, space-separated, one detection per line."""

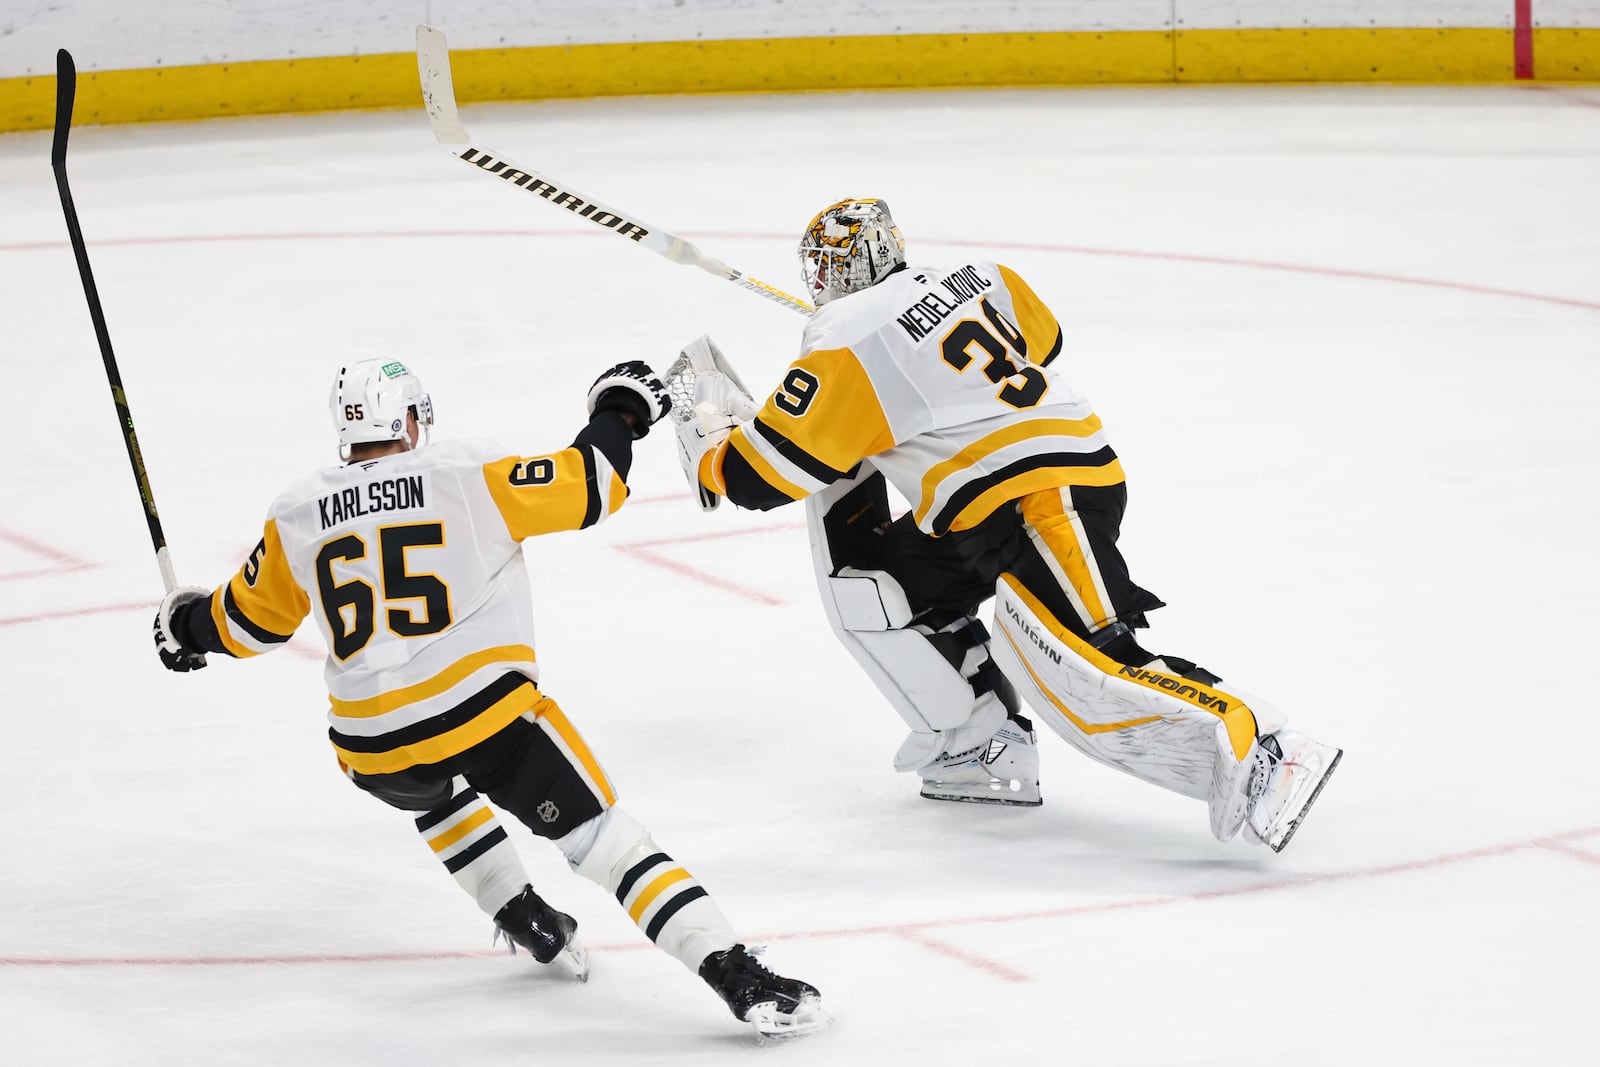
xmin=1039 ymin=327 xmax=1063 ymax=367
xmin=208 ymin=588 xmax=253 ymax=658
xmin=578 ymin=444 xmax=604 ymax=529
xmin=750 ymin=417 xmax=853 ymax=485
xmin=222 ymin=583 xmax=294 ymax=648
xmin=727 ymin=429 xmax=809 ymax=503
xmin=912 ymin=416 xmax=1106 ymax=528
xmin=998 ymin=264 xmax=1064 ymax=366
xmin=482 ymin=450 xmax=596 ymax=540
xmin=931 ymin=450 xmax=1125 ymax=536
xmin=330 ymin=643 xmax=538 ymax=719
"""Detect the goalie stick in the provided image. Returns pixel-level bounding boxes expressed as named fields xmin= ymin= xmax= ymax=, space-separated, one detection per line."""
xmin=415 ymin=25 xmax=814 ymax=318
xmin=52 ymin=48 xmax=180 ymax=594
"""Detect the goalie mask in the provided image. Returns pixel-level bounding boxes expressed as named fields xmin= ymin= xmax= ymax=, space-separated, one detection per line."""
xmin=799 ymin=198 xmax=906 ymax=307
xmin=330 ymin=358 xmax=434 ymax=459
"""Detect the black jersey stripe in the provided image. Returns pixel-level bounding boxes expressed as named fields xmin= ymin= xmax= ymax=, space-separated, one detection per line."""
xmin=414 ymin=787 xmax=483 ymax=832
xmin=578 ymin=445 xmax=603 ymax=529
xmin=644 ymin=886 xmax=710 ymax=942
xmin=330 ymin=672 xmax=534 ymax=755
xmin=222 ymin=585 xmax=293 ymax=645
xmin=750 ymin=417 xmax=852 ymax=486
xmin=442 ymin=826 xmax=510 ymax=874
xmin=615 ymin=852 xmax=672 ymax=904
xmin=1039 ymin=327 xmax=1063 ymax=367
xmin=929 ymin=446 xmax=1120 ymax=536
xmin=721 ymin=444 xmax=799 ymax=511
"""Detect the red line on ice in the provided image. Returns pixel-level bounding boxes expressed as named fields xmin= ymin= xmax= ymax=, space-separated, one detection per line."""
xmin=890 ymin=929 xmax=1032 ymax=982
xmin=3 ymin=230 xmax=1596 ymax=312
xmin=0 ymin=601 xmax=150 ymax=628
xmin=5 ymin=824 xmax=1596 ymax=970
xmin=611 ymin=521 xmax=805 ymax=605
xmin=0 ymin=527 xmax=95 ymax=569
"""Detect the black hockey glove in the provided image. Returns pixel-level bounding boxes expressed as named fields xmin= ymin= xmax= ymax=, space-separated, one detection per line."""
xmin=153 ymin=586 xmax=210 ymax=672
xmin=586 ymin=360 xmax=671 ymax=439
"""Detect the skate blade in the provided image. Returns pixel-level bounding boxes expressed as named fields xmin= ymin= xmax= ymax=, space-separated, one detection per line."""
xmin=557 ymin=935 xmax=591 ymax=983
xmin=920 ymin=785 xmax=1042 ymax=808
xmin=747 ymin=995 xmax=832 ymax=1040
xmin=1268 ymin=747 xmax=1343 ymax=853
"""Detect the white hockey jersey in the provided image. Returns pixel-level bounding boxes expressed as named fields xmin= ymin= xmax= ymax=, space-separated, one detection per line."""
xmin=199 ymin=437 xmax=627 ymax=776
xmin=700 ymin=260 xmax=1123 ymax=535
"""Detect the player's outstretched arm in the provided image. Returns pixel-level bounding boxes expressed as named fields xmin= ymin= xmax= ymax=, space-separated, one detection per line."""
xmin=666 ymin=337 xmax=892 ymax=513
xmin=151 ymin=521 xmax=311 ymax=673
xmin=484 ymin=361 xmax=671 ymax=540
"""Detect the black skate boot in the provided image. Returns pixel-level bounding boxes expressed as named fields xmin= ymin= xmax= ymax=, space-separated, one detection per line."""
xmin=493 ymin=885 xmax=588 ymax=979
xmin=698 ymin=944 xmax=830 ymax=1037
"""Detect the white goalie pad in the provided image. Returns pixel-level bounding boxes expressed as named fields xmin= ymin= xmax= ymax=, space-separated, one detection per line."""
xmin=806 ymin=470 xmax=1006 ymax=771
xmin=990 ymin=576 xmax=1263 ymax=821
xmin=664 ymin=335 xmax=758 ymax=511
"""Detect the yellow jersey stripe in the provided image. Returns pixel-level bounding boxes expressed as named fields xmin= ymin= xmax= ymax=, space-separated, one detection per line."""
xmin=627 ymin=868 xmax=693 ymax=924
xmin=536 ymin=698 xmax=617 ymax=806
xmin=333 ymin=680 xmax=536 ymax=776
xmin=329 ymin=644 xmax=538 ymax=719
xmin=482 ymin=449 xmax=595 ymax=540
xmin=942 ymin=458 xmax=1125 ymax=534
xmin=998 ymin=264 xmax=1063 ymax=366
xmin=208 ymin=589 xmax=256 ymax=659
xmin=227 ymin=518 xmax=310 ymax=640
xmin=728 ymin=430 xmax=808 ymax=502
xmin=754 ymin=345 xmax=895 ymax=473
xmin=999 ymin=574 xmax=1258 ymax=759
xmin=912 ymin=416 xmax=1105 ymax=527
xmin=427 ymin=806 xmax=494 ymax=853
xmin=606 ymin=468 xmax=628 ymax=515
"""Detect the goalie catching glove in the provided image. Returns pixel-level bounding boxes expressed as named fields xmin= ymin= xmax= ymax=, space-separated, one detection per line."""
xmin=153 ymin=586 xmax=210 ymax=672
xmin=586 ymin=360 xmax=671 ymax=439
xmin=663 ymin=336 xmax=757 ymax=511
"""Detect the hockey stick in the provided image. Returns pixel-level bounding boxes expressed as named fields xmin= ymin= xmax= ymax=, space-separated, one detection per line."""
xmin=52 ymin=48 xmax=178 ymax=593
xmin=415 ymin=25 xmax=814 ymax=317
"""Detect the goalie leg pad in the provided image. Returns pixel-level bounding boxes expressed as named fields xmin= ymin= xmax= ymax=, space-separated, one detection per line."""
xmin=562 ymin=806 xmax=738 ymax=972
xmin=992 ymin=574 xmax=1263 ymax=825
xmin=808 ymin=469 xmax=1031 ymax=788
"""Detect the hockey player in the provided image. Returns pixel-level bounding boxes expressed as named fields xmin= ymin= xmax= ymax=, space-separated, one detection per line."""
xmin=668 ymin=198 xmax=1341 ymax=851
xmin=151 ymin=357 xmax=828 ymax=1036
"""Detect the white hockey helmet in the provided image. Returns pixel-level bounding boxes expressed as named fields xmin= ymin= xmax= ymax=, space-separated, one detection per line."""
xmin=798 ymin=198 xmax=906 ymax=307
xmin=329 ymin=358 xmax=434 ymax=458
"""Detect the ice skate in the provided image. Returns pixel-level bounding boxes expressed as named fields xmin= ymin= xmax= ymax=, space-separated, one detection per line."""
xmin=1244 ymin=730 xmax=1343 ymax=852
xmin=699 ymin=944 xmax=830 ymax=1038
xmin=919 ymin=714 xmax=1042 ymax=807
xmin=493 ymin=884 xmax=590 ymax=981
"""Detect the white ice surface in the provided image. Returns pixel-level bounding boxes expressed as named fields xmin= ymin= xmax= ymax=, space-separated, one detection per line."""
xmin=1 ymin=83 xmax=1598 ymax=1065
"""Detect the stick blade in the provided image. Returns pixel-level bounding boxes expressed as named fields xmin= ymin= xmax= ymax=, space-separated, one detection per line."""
xmin=52 ymin=48 xmax=76 ymax=169
xmin=415 ymin=25 xmax=468 ymax=145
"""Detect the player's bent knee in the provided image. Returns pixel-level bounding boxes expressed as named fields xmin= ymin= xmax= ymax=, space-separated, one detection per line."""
xmin=348 ymin=767 xmax=454 ymax=812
